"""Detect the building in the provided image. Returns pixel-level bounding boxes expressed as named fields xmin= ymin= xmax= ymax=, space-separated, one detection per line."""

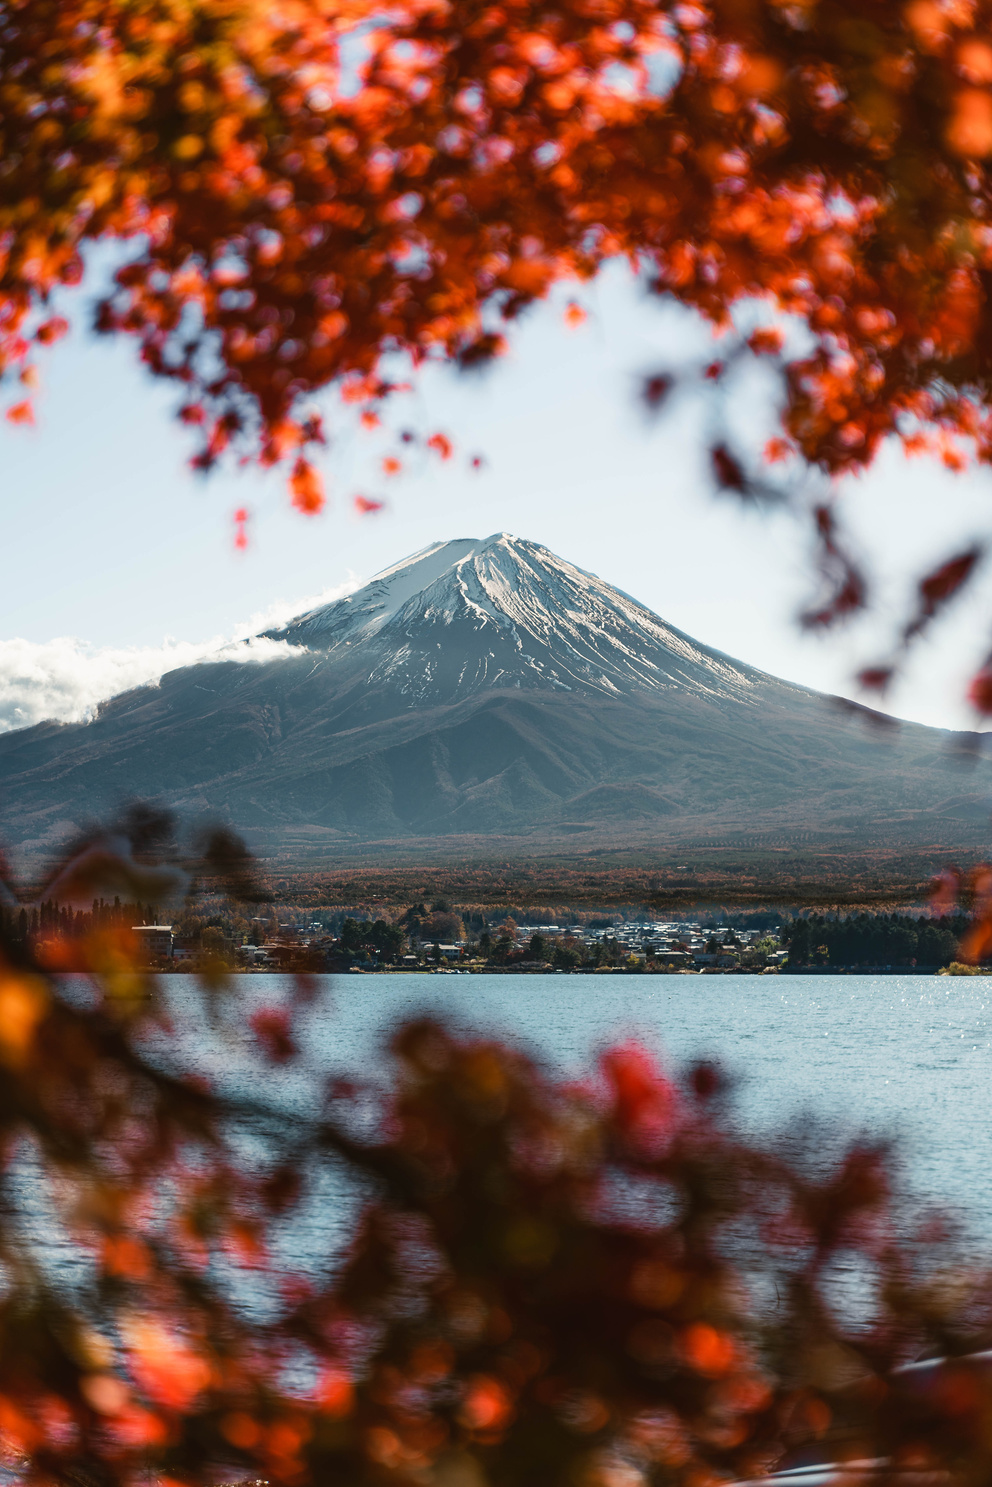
xmin=419 ymin=943 xmax=464 ymax=960
xmin=131 ymin=925 xmax=173 ymax=960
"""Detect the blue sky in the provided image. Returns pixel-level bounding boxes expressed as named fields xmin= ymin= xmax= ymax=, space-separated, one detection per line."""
xmin=3 ymin=260 xmax=992 ymax=733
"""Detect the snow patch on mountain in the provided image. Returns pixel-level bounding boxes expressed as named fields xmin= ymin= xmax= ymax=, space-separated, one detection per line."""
xmin=269 ymin=532 xmax=762 ymax=704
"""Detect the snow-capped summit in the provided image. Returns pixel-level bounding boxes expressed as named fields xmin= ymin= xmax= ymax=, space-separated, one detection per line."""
xmin=267 ymin=533 xmax=758 ymax=704
xmin=268 ymin=535 xmax=499 ymax=649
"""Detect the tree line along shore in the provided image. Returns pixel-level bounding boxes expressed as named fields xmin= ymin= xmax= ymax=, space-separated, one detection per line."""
xmin=2 ymin=898 xmax=981 ymax=974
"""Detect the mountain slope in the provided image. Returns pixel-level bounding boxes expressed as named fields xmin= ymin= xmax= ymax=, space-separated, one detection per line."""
xmin=264 ymin=533 xmax=758 ymax=705
xmin=0 ymin=533 xmax=988 ymax=869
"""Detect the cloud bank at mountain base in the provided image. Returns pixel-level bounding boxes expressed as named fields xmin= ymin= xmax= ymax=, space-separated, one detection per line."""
xmin=0 ymin=579 xmax=361 ymax=735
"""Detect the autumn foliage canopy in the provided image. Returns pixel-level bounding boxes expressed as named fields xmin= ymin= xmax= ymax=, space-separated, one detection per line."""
xmin=13 ymin=0 xmax=992 ymax=683
xmin=7 ymin=0 xmax=992 ymax=499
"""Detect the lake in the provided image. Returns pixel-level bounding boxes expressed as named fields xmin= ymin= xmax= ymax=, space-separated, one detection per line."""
xmin=24 ymin=971 xmax=992 ymax=1307
xmin=3 ymin=955 xmax=987 ymax=1435
xmin=171 ymin=970 xmax=992 ymax=1244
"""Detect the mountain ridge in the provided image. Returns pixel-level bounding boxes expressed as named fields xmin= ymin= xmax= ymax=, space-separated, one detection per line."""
xmin=0 ymin=533 xmax=988 ymax=873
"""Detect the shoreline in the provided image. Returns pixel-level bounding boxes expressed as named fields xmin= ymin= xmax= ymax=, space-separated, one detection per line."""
xmin=144 ymin=964 xmax=972 ymax=977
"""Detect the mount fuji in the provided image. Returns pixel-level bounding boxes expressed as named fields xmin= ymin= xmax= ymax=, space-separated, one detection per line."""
xmin=0 ymin=532 xmax=989 ymax=870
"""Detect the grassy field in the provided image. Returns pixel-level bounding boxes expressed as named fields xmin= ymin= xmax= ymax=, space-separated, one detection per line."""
xmin=256 ymin=841 xmax=977 ymax=911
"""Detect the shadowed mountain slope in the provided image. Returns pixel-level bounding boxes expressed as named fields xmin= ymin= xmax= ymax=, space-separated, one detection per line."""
xmin=0 ymin=533 xmax=989 ymax=869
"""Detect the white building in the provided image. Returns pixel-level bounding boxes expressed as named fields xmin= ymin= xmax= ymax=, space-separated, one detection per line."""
xmin=131 ymin=925 xmax=173 ymax=959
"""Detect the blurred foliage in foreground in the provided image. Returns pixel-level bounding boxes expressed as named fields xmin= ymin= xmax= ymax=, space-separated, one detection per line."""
xmin=2 ymin=815 xmax=992 ymax=1486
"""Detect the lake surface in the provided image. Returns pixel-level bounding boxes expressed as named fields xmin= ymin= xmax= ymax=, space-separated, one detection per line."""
xmin=170 ymin=971 xmax=992 ymax=1245
xmin=24 ymin=971 xmax=992 ymax=1308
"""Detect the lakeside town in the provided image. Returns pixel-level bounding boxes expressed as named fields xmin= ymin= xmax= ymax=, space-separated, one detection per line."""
xmin=228 ymin=915 xmax=790 ymax=973
xmin=8 ymin=895 xmax=973 ymax=974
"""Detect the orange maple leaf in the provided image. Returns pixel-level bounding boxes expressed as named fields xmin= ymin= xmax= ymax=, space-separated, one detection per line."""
xmin=34 ymin=316 xmax=68 ymax=345
xmin=289 ymin=458 xmax=325 ymax=514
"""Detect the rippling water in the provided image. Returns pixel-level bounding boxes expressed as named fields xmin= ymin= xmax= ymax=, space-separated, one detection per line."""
xmin=172 ymin=971 xmax=992 ymax=1238
xmin=26 ymin=972 xmax=992 ymax=1300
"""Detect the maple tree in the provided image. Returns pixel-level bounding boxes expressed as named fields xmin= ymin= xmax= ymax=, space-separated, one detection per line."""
xmin=9 ymin=0 xmax=992 ymax=674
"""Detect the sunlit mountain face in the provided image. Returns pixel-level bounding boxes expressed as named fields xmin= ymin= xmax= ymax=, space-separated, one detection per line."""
xmin=0 ymin=534 xmax=988 ymax=871
xmin=264 ymin=533 xmax=757 ymax=705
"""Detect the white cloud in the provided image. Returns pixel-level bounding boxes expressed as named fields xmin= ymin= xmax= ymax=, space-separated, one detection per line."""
xmin=238 ymin=576 xmax=363 ymax=635
xmin=0 ymin=576 xmax=363 ymax=735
